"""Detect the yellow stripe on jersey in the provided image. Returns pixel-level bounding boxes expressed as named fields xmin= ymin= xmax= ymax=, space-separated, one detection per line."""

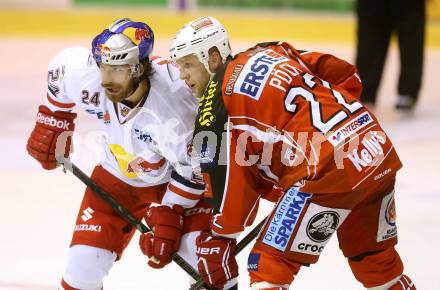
xmin=108 ymin=144 xmax=138 ymax=179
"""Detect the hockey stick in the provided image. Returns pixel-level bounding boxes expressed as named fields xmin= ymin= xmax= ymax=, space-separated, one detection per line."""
xmin=189 ymin=216 xmax=268 ymax=290
xmin=56 ymin=156 xmax=202 ymax=282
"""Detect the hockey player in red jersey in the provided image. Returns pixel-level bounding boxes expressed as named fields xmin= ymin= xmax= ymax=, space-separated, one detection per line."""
xmin=26 ymin=18 xmax=237 ymax=290
xmin=169 ymin=16 xmax=416 ymax=290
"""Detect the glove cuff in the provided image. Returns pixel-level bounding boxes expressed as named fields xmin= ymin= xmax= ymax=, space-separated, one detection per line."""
xmin=37 ymin=105 xmax=77 ymax=132
xmin=145 ymin=205 xmax=184 ymax=231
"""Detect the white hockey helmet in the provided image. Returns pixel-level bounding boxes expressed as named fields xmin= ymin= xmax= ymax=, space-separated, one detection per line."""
xmin=92 ymin=18 xmax=154 ymax=66
xmin=169 ymin=16 xmax=231 ymax=74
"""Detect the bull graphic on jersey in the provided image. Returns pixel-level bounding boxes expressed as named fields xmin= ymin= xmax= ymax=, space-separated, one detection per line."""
xmin=108 ymin=144 xmax=168 ymax=181
xmin=127 ymin=156 xmax=166 ymax=174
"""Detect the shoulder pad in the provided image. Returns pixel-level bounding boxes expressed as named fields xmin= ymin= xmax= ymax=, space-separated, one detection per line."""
xmin=49 ymin=46 xmax=93 ymax=71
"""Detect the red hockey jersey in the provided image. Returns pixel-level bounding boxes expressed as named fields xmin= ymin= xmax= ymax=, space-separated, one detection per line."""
xmin=192 ymin=42 xmax=402 ymax=236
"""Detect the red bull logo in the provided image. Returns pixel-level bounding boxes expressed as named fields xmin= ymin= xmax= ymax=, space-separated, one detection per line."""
xmin=97 ymin=44 xmax=111 ymax=58
xmin=135 ymin=28 xmax=150 ymax=41
xmin=126 ymin=156 xmax=166 ymax=174
xmin=123 ymin=27 xmax=150 ymax=45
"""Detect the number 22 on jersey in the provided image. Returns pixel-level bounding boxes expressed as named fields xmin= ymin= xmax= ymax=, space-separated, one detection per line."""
xmin=284 ymin=73 xmax=363 ymax=134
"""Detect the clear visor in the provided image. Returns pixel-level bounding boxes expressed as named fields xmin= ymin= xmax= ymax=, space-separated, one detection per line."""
xmin=99 ymin=64 xmax=137 ymax=83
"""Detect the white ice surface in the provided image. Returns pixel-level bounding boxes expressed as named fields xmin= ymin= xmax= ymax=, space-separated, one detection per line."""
xmin=0 ymin=38 xmax=439 ymax=290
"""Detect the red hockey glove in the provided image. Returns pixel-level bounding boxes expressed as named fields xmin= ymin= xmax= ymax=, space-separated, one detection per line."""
xmin=196 ymin=231 xmax=238 ymax=289
xmin=26 ymin=105 xmax=77 ymax=170
xmin=389 ymin=275 xmax=416 ymax=290
xmin=139 ymin=205 xmax=184 ymax=269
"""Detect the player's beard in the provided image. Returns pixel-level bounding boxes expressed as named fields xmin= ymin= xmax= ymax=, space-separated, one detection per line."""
xmin=102 ymin=78 xmax=137 ymax=103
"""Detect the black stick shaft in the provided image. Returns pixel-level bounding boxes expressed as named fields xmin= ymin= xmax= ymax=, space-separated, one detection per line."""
xmin=58 ymin=156 xmax=201 ymax=281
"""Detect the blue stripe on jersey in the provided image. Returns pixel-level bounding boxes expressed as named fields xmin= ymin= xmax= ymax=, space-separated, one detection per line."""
xmin=171 ymin=170 xmax=205 ymax=190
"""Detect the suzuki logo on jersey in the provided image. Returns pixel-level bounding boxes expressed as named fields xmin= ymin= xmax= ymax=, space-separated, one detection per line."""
xmin=327 ymin=112 xmax=373 ymax=147
xmin=74 ymin=224 xmax=102 ymax=232
xmin=81 ymin=207 xmax=94 ymax=222
xmin=234 ymin=50 xmax=289 ymax=100
xmin=262 ymin=188 xmax=311 ymax=252
xmin=347 ymin=131 xmax=387 ymax=172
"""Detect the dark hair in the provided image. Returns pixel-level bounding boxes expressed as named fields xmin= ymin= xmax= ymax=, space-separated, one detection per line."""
xmin=139 ymin=58 xmax=154 ymax=81
xmin=208 ymin=46 xmax=221 ymax=56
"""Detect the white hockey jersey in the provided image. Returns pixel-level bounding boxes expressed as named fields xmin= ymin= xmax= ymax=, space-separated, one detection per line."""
xmin=45 ymin=46 xmax=204 ymax=208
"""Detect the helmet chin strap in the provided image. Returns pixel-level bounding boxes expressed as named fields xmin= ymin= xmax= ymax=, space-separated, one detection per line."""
xmin=201 ymin=52 xmax=226 ymax=79
xmin=196 ymin=52 xmax=216 ymax=79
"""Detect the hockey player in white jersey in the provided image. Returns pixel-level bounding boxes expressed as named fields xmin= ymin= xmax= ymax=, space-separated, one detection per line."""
xmin=26 ymin=18 xmax=236 ymax=290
